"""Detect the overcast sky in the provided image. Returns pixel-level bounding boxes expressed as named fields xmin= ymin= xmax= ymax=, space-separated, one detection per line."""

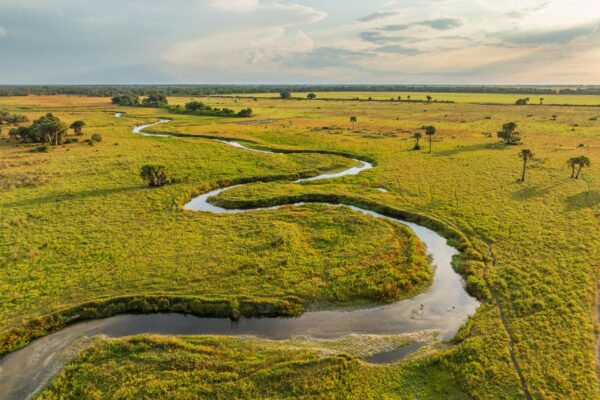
xmin=0 ymin=0 xmax=599 ymax=84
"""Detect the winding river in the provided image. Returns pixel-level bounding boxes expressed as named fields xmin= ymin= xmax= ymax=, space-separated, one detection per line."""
xmin=0 ymin=119 xmax=480 ymax=400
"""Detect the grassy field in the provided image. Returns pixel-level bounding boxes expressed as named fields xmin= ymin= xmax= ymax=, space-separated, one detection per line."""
xmin=37 ymin=335 xmax=469 ymax=400
xmin=225 ymin=91 xmax=600 ymax=106
xmin=1 ymin=94 xmax=599 ymax=399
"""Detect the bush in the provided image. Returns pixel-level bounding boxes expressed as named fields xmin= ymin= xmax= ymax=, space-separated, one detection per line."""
xmin=30 ymin=144 xmax=50 ymax=153
xmin=140 ymin=164 xmax=172 ymax=187
xmin=112 ymin=94 xmax=140 ymax=106
xmin=91 ymin=133 xmax=102 ymax=142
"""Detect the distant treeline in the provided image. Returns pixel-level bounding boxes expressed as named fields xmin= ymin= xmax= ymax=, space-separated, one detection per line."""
xmin=2 ymin=85 xmax=600 ymax=97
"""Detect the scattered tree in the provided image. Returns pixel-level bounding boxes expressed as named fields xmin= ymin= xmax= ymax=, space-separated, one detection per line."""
xmin=539 ymin=97 xmax=544 ymax=105
xmin=497 ymin=121 xmax=522 ymax=145
xmin=140 ymin=164 xmax=172 ymax=187
xmin=569 ymin=156 xmax=591 ymax=179
xmin=350 ymin=116 xmax=357 ymax=130
xmin=91 ymin=133 xmax=102 ymax=142
xmin=424 ymin=125 xmax=436 ymax=153
xmin=519 ymin=149 xmax=534 ymax=182
xmin=515 ymin=97 xmax=530 ymax=105
xmin=413 ymin=132 xmax=422 ymax=150
xmin=426 ymin=95 xmax=432 ymax=103
xmin=280 ymin=91 xmax=292 ymax=99
xmin=69 ymin=120 xmax=85 ymax=136
xmin=307 ymin=93 xmax=317 ymax=100
xmin=567 ymin=157 xmax=577 ymax=178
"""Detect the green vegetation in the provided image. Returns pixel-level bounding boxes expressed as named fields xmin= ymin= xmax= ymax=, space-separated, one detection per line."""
xmin=518 ymin=149 xmax=534 ymax=182
xmin=8 ymin=113 xmax=67 ymax=145
xmin=69 ymin=120 xmax=85 ymax=135
xmin=0 ymin=94 xmax=599 ymax=399
xmin=37 ymin=335 xmax=470 ymax=400
xmin=169 ymin=101 xmax=253 ymax=118
xmin=140 ymin=164 xmax=173 ymax=187
xmin=111 ymin=94 xmax=140 ymax=106
xmin=497 ymin=121 xmax=522 ymax=145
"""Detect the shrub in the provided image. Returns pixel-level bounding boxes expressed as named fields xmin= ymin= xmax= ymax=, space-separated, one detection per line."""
xmin=140 ymin=164 xmax=172 ymax=187
xmin=91 ymin=133 xmax=102 ymax=142
xmin=111 ymin=94 xmax=140 ymax=106
xmin=30 ymin=144 xmax=50 ymax=153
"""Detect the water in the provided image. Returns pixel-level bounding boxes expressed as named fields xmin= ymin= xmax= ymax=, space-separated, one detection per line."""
xmin=0 ymin=120 xmax=480 ymax=400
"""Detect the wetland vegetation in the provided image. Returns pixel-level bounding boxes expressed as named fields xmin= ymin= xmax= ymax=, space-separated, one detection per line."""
xmin=0 ymin=92 xmax=598 ymax=399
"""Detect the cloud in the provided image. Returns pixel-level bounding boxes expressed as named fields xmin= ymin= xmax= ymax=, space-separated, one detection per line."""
xmin=207 ymin=0 xmax=258 ymax=11
xmin=357 ymin=11 xmax=400 ymax=23
xmin=492 ymin=21 xmax=600 ymax=45
xmin=360 ymin=31 xmax=416 ymax=44
xmin=383 ymin=18 xmax=463 ymax=31
xmin=284 ymin=47 xmax=369 ymax=68
xmin=0 ymin=27 xmax=6 ymax=37
xmin=506 ymin=2 xmax=552 ymax=19
xmin=375 ymin=45 xmax=421 ymax=55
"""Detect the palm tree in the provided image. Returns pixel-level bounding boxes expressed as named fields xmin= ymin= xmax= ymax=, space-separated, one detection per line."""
xmin=567 ymin=157 xmax=578 ymax=178
xmin=69 ymin=120 xmax=85 ymax=136
xmin=574 ymin=156 xmax=591 ymax=179
xmin=519 ymin=149 xmax=534 ymax=182
xmin=413 ymin=132 xmax=422 ymax=150
xmin=350 ymin=116 xmax=357 ymax=130
xmin=539 ymin=98 xmax=544 ymax=105
xmin=425 ymin=125 xmax=436 ymax=153
xmin=426 ymin=95 xmax=432 ymax=103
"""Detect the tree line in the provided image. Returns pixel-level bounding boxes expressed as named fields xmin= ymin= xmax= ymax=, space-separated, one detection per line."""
xmin=169 ymin=101 xmax=252 ymax=118
xmin=3 ymin=85 xmax=600 ymax=97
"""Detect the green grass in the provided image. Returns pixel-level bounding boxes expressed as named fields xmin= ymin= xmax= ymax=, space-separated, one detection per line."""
xmin=1 ymin=94 xmax=599 ymax=399
xmin=224 ymin=91 xmax=600 ymax=106
xmin=36 ymin=335 xmax=470 ymax=400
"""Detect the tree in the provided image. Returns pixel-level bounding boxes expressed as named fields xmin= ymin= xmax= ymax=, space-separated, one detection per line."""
xmin=237 ymin=108 xmax=253 ymax=118
xmin=307 ymin=93 xmax=317 ymax=100
xmin=350 ymin=116 xmax=357 ymax=130
xmin=69 ymin=120 xmax=85 ymax=135
xmin=539 ymin=97 xmax=544 ymax=105
xmin=111 ymin=94 xmax=140 ymax=106
xmin=424 ymin=125 xmax=436 ymax=153
xmin=497 ymin=121 xmax=521 ymax=145
xmin=413 ymin=132 xmax=422 ymax=150
xmin=280 ymin=91 xmax=292 ymax=99
xmin=142 ymin=93 xmax=168 ymax=107
xmin=567 ymin=157 xmax=578 ymax=178
xmin=519 ymin=149 xmax=534 ymax=182
xmin=10 ymin=113 xmax=67 ymax=145
xmin=426 ymin=95 xmax=432 ymax=103
xmin=515 ymin=98 xmax=529 ymax=105
xmin=573 ymin=156 xmax=591 ymax=179
xmin=140 ymin=164 xmax=172 ymax=187
xmin=185 ymin=101 xmax=207 ymax=111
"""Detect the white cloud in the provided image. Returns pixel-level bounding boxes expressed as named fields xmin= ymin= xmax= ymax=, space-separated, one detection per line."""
xmin=0 ymin=27 xmax=6 ymax=37
xmin=207 ymin=0 xmax=258 ymax=11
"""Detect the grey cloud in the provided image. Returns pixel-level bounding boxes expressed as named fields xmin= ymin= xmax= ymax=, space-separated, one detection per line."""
xmin=492 ymin=21 xmax=600 ymax=45
xmin=360 ymin=31 xmax=419 ymax=44
xmin=383 ymin=18 xmax=463 ymax=31
xmin=506 ymin=2 xmax=552 ymax=19
xmin=284 ymin=46 xmax=370 ymax=68
xmin=375 ymin=45 xmax=421 ymax=55
xmin=358 ymin=11 xmax=399 ymax=23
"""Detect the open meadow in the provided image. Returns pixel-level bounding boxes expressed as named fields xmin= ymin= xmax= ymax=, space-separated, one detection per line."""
xmin=0 ymin=94 xmax=599 ymax=399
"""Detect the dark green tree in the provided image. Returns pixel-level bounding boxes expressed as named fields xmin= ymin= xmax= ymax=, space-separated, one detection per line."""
xmin=140 ymin=164 xmax=172 ymax=187
xmin=497 ymin=122 xmax=521 ymax=145
xmin=142 ymin=93 xmax=168 ymax=107
xmin=280 ymin=91 xmax=292 ymax=99
xmin=111 ymin=94 xmax=140 ymax=106
xmin=413 ymin=132 xmax=422 ymax=150
xmin=69 ymin=120 xmax=85 ymax=135
xmin=307 ymin=93 xmax=317 ymax=100
xmin=519 ymin=149 xmax=534 ymax=182
xmin=350 ymin=116 xmax=357 ymax=130
xmin=424 ymin=125 xmax=436 ymax=153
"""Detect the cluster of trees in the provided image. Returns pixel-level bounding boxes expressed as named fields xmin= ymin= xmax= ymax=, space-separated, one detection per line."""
xmin=111 ymin=93 xmax=168 ymax=107
xmin=169 ymin=101 xmax=252 ymax=118
xmin=0 ymin=110 xmax=28 ymax=135
xmin=9 ymin=113 xmax=68 ymax=145
xmin=5 ymin=85 xmax=600 ymax=97
xmin=8 ymin=114 xmax=89 ymax=146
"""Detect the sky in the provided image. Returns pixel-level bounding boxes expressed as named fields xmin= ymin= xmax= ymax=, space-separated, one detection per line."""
xmin=0 ymin=0 xmax=599 ymax=84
